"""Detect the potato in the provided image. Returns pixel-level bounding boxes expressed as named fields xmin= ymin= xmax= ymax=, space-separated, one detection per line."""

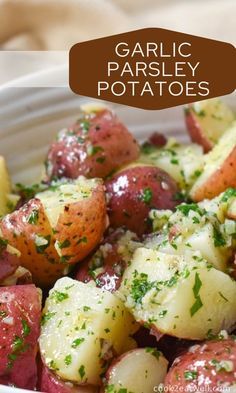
xmin=0 ymin=284 xmax=41 ymax=389
xmin=185 ymin=99 xmax=235 ymax=152
xmin=0 ymin=198 xmax=66 ymax=287
xmin=0 ymin=156 xmax=11 ymax=217
xmin=119 ymin=248 xmax=236 ymax=340
xmin=76 ymin=229 xmax=140 ymax=292
xmin=103 ymin=348 xmax=168 ymax=393
xmin=140 ymin=138 xmax=204 ymax=190
xmin=39 ymin=363 xmax=99 ymax=393
xmin=106 ymin=166 xmax=180 ymax=235
xmin=165 ymin=336 xmax=236 ymax=391
xmin=149 ymin=193 xmax=236 ymax=272
xmin=45 ymin=106 xmax=139 ymax=181
xmin=0 ymin=177 xmax=107 ymax=287
xmin=0 ymin=237 xmax=20 ymax=282
xmin=37 ymin=177 xmax=107 ymax=264
xmin=190 ymin=122 xmax=236 ymax=201
xmin=39 ymin=277 xmax=137 ymax=386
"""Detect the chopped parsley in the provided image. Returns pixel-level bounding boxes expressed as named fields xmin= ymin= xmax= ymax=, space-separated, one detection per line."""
xmin=27 ymin=209 xmax=39 ymax=225
xmin=190 ymin=296 xmax=203 ymax=317
xmin=87 ymin=145 xmax=104 ymax=156
xmin=145 ymin=347 xmax=161 ymax=359
xmin=64 ymin=354 xmax=72 ymax=366
xmin=159 ymin=310 xmax=168 ymax=318
xmin=221 ymin=188 xmax=236 ymax=202
xmin=177 ymin=203 xmax=203 ymax=217
xmin=141 ymin=142 xmax=157 ymax=154
xmin=140 ymin=188 xmax=153 ymax=205
xmin=192 ymin=272 xmax=202 ymax=298
xmin=78 ymin=364 xmax=86 ymax=379
xmin=41 ymin=312 xmax=56 ymax=326
xmin=131 ymin=272 xmax=153 ymax=304
xmin=52 ymin=291 xmax=69 ymax=303
xmin=71 ymin=338 xmax=85 ymax=348
xmin=22 ymin=320 xmax=31 ymax=337
xmin=80 ymin=120 xmax=90 ymax=133
xmin=77 ymin=236 xmax=88 ymax=245
xmin=58 ymin=239 xmax=71 ymax=249
xmin=190 ymin=273 xmax=203 ymax=317
xmin=13 ymin=336 xmax=24 ymax=351
xmin=184 ymin=370 xmax=198 ymax=380
xmin=213 ymin=226 xmax=226 ymax=247
xmin=0 ymin=238 xmax=8 ymax=249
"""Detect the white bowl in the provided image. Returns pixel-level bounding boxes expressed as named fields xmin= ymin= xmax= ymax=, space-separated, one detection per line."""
xmin=0 ymin=69 xmax=235 ymax=393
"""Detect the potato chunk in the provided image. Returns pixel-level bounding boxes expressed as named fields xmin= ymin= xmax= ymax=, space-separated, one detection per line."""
xmin=140 ymin=139 xmax=204 ymax=190
xmin=185 ymin=99 xmax=234 ymax=152
xmin=39 ymin=277 xmax=137 ymax=386
xmin=0 ymin=177 xmax=107 ymax=286
xmin=190 ymin=122 xmax=236 ymax=201
xmin=119 ymin=248 xmax=236 ymax=340
xmin=104 ymin=348 xmax=168 ymax=393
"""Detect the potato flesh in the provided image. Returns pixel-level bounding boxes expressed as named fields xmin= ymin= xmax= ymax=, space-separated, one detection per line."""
xmin=140 ymin=140 xmax=204 ymax=189
xmin=106 ymin=348 xmax=168 ymax=393
xmin=36 ymin=177 xmax=98 ymax=228
xmin=149 ymin=195 xmax=234 ymax=272
xmin=119 ymin=248 xmax=236 ymax=340
xmin=190 ymin=122 xmax=236 ymax=198
xmin=39 ymin=277 xmax=137 ymax=385
xmin=0 ymin=156 xmax=11 ymax=216
xmin=190 ymin=99 xmax=234 ymax=144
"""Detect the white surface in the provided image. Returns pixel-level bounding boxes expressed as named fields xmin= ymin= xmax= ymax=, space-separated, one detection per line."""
xmin=0 ymin=69 xmax=235 ymax=393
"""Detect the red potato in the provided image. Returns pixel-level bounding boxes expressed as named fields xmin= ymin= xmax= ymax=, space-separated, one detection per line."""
xmin=0 ymin=284 xmax=41 ymax=390
xmin=45 ymin=106 xmax=140 ymax=181
xmin=185 ymin=99 xmax=234 ymax=153
xmin=76 ymin=228 xmax=139 ymax=292
xmin=105 ymin=165 xmax=180 ymax=235
xmin=103 ymin=348 xmax=168 ymax=393
xmin=0 ymin=178 xmax=107 ymax=287
xmin=190 ymin=122 xmax=236 ymax=201
xmin=39 ymin=364 xmax=98 ymax=393
xmin=0 ymin=239 xmax=20 ymax=282
xmin=165 ymin=337 xmax=236 ymax=391
xmin=0 ymin=198 xmax=66 ymax=287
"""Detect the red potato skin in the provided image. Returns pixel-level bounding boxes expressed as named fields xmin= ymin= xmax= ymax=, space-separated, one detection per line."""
xmin=191 ymin=146 xmax=236 ymax=202
xmin=105 ymin=166 xmax=180 ymax=236
xmin=38 ymin=363 xmax=98 ymax=393
xmin=185 ymin=107 xmax=213 ymax=153
xmin=165 ymin=338 xmax=236 ymax=390
xmin=45 ymin=109 xmax=140 ymax=181
xmin=133 ymin=327 xmax=194 ymax=364
xmin=0 ymin=245 xmax=20 ymax=282
xmin=0 ymin=199 xmax=66 ymax=287
xmin=0 ymin=284 xmax=41 ymax=390
xmin=76 ymin=229 xmax=138 ymax=292
xmin=148 ymin=132 xmax=167 ymax=148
